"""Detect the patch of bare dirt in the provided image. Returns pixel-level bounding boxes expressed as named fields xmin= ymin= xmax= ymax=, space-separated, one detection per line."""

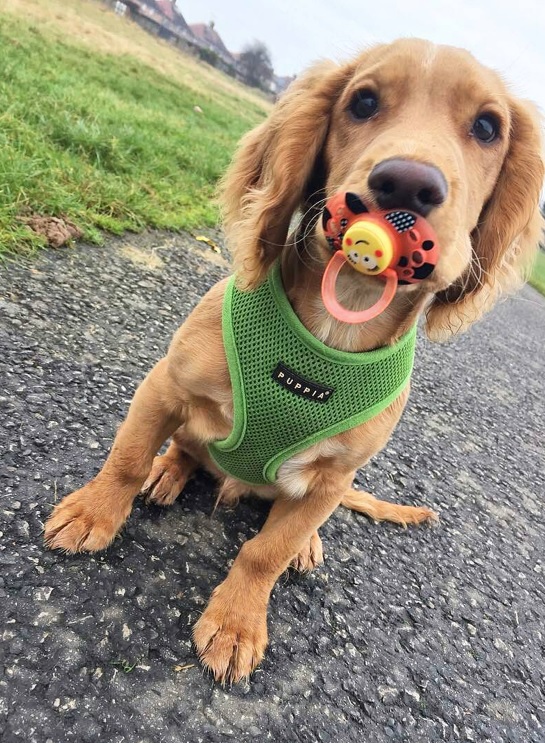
xmin=23 ymin=215 xmax=83 ymax=248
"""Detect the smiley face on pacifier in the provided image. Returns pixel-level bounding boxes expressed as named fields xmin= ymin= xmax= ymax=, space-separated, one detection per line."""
xmin=342 ymin=221 xmax=395 ymax=276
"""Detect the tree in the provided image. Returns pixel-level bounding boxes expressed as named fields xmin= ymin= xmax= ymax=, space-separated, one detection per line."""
xmin=238 ymin=41 xmax=273 ymax=91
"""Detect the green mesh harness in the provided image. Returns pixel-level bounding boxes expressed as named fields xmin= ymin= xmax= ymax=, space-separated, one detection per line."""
xmin=208 ymin=262 xmax=416 ymax=486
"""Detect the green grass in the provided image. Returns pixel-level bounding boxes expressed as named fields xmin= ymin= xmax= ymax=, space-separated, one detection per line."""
xmin=529 ymin=250 xmax=545 ymax=296
xmin=0 ymin=12 xmax=267 ymax=254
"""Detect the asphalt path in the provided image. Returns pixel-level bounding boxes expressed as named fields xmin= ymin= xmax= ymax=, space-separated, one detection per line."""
xmin=1 ymin=231 xmax=544 ymax=743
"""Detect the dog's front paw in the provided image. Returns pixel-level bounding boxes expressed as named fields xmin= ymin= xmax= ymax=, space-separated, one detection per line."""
xmin=193 ymin=583 xmax=268 ymax=684
xmin=141 ymin=453 xmax=193 ymax=507
xmin=44 ymin=487 xmax=128 ymax=553
xmin=290 ymin=531 xmax=323 ymax=573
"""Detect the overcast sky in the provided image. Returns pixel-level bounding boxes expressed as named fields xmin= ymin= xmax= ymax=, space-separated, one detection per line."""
xmin=179 ymin=0 xmax=545 ymax=113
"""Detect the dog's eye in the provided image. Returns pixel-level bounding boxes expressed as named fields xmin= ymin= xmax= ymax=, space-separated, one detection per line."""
xmin=472 ymin=114 xmax=499 ymax=143
xmin=349 ymin=90 xmax=379 ymax=121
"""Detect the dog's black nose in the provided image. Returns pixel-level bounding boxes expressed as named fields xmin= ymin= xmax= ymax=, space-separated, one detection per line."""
xmin=368 ymin=158 xmax=448 ymax=216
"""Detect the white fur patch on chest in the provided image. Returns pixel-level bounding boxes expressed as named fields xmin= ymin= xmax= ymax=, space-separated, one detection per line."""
xmin=276 ymin=438 xmax=349 ymax=499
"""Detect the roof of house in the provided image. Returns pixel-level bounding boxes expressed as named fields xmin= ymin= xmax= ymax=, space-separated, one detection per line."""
xmin=154 ymin=0 xmax=175 ymax=21
xmin=130 ymin=0 xmax=191 ymax=34
xmin=189 ymin=22 xmax=232 ymax=59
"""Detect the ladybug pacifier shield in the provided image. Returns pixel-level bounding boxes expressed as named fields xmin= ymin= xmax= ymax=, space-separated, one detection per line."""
xmin=320 ymin=191 xmax=440 ymax=324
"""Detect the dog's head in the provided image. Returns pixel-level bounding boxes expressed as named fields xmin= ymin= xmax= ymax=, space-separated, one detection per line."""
xmin=221 ymin=39 xmax=543 ymax=341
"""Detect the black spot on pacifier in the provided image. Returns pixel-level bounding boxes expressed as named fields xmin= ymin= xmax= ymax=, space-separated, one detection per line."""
xmin=398 ymin=256 xmax=409 ymax=268
xmin=345 ymin=192 xmax=369 ymax=214
xmin=412 ymin=250 xmax=423 ymax=265
xmin=412 ymin=262 xmax=435 ymax=280
xmin=340 ymin=218 xmax=348 ymax=228
xmin=422 ymin=240 xmax=434 ymax=251
xmin=322 ymin=206 xmax=332 ymax=231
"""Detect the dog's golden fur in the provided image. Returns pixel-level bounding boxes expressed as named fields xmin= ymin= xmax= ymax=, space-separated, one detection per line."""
xmin=44 ymin=39 xmax=543 ymax=683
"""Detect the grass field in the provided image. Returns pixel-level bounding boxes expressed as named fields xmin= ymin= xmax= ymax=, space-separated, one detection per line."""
xmin=0 ymin=0 xmax=269 ymax=254
xmin=2 ymin=0 xmax=544 ymax=299
xmin=529 ymin=249 xmax=545 ymax=296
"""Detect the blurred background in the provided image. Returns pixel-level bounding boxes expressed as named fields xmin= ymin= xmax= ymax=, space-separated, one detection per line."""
xmin=1 ymin=0 xmax=544 ymax=291
xmin=179 ymin=0 xmax=545 ymax=111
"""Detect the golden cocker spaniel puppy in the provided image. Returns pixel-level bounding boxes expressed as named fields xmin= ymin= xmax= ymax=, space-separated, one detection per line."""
xmin=45 ymin=39 xmax=544 ymax=683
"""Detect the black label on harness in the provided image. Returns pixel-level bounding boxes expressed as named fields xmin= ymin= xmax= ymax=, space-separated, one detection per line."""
xmin=272 ymin=362 xmax=334 ymax=402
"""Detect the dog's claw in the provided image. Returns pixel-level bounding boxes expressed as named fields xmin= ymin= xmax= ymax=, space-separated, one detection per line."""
xmin=290 ymin=531 xmax=323 ymax=572
xmin=44 ymin=488 xmax=127 ymax=553
xmin=193 ymin=583 xmax=268 ymax=684
xmin=141 ymin=454 xmax=194 ymax=507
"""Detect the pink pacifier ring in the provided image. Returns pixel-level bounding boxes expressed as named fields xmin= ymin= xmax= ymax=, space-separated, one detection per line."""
xmin=321 ymin=251 xmax=398 ymax=324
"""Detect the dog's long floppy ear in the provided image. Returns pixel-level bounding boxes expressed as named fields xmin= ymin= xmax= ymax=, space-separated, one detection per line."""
xmin=426 ymin=98 xmax=544 ymax=342
xmin=220 ymin=61 xmax=353 ymax=289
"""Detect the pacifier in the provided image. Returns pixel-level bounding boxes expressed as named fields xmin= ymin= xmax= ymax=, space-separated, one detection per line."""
xmin=321 ymin=192 xmax=440 ymax=324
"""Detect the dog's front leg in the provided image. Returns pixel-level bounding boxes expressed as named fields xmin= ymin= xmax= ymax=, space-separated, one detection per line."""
xmin=44 ymin=358 xmax=183 ymax=553
xmin=194 ymin=470 xmax=352 ymax=683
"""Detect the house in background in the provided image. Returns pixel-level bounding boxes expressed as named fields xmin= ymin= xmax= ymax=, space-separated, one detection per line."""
xmin=101 ymin=0 xmax=290 ymax=92
xmin=109 ymin=2 xmax=239 ymax=77
xmin=111 ymin=0 xmax=196 ymax=50
xmin=189 ymin=21 xmax=238 ymax=77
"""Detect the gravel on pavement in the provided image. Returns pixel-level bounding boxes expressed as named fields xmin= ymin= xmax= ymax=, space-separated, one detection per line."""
xmin=1 ymin=231 xmax=544 ymax=743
